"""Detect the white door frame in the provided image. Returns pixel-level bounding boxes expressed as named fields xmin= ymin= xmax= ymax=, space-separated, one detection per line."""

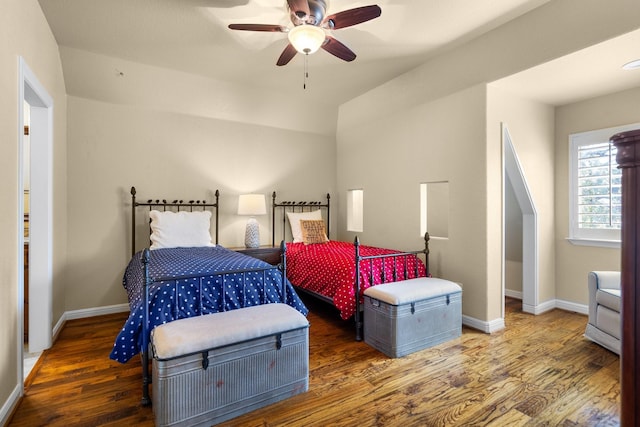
xmin=502 ymin=124 xmax=539 ymax=314
xmin=18 ymin=57 xmax=53 ymax=381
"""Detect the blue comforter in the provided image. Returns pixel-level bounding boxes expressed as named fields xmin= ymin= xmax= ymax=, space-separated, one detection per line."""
xmin=109 ymin=246 xmax=308 ymax=363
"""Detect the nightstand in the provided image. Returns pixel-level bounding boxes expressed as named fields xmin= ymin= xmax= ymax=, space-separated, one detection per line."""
xmin=233 ymin=246 xmax=282 ymax=265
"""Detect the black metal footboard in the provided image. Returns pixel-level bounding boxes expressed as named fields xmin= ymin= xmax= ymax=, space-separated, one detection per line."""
xmin=353 ymin=233 xmax=430 ymax=341
xmin=138 ymin=242 xmax=288 ymax=406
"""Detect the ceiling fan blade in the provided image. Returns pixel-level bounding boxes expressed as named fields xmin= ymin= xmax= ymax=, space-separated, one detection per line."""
xmin=228 ymin=23 xmax=287 ymax=32
xmin=277 ymin=43 xmax=298 ymax=66
xmin=323 ymin=5 xmax=381 ymax=29
xmin=321 ymin=36 xmax=356 ymax=62
xmin=287 ymin=0 xmax=310 ymax=17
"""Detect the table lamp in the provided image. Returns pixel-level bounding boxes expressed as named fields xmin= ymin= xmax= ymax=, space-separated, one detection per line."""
xmin=237 ymin=194 xmax=267 ymax=248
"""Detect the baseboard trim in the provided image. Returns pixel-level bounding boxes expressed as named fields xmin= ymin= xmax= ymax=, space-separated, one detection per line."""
xmin=462 ymin=315 xmax=505 ymax=333
xmin=65 ymin=303 xmax=130 ymax=320
xmin=53 ymin=303 xmax=129 ymax=343
xmin=556 ymin=299 xmax=588 ymax=315
xmin=505 ymin=289 xmax=523 ymax=299
xmin=512 ymin=296 xmax=587 ymax=316
xmin=5 ymin=304 xmax=131 ymax=425
xmin=523 ymin=301 xmax=548 ymax=314
xmin=464 ymin=297 xmax=588 ymax=334
xmin=0 ymin=383 xmax=22 ymax=427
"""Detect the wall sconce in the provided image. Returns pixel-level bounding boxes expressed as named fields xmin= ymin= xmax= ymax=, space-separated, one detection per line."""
xmin=237 ymin=194 xmax=267 ymax=248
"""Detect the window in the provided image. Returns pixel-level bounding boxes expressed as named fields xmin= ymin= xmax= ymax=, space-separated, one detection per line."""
xmin=569 ymin=123 xmax=640 ymax=246
xmin=576 ymin=142 xmax=621 ymax=229
xmin=347 ymin=189 xmax=363 ymax=232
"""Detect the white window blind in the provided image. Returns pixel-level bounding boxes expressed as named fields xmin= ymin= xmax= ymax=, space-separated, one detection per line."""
xmin=576 ymin=142 xmax=621 ymax=230
xmin=568 ymin=123 xmax=640 ymax=246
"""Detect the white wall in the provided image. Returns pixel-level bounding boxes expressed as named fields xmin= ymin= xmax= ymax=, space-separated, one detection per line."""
xmin=0 ymin=0 xmax=67 ymax=420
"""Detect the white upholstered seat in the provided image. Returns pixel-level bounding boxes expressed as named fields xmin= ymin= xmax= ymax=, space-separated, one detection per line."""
xmin=584 ymin=271 xmax=621 ymax=355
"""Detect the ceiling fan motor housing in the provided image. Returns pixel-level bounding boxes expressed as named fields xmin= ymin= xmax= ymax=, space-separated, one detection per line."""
xmin=291 ymin=0 xmax=327 ymax=26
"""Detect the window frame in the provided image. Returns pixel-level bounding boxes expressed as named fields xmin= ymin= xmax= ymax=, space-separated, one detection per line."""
xmin=568 ymin=123 xmax=640 ymax=248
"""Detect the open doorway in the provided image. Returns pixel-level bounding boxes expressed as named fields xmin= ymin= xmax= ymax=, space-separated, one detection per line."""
xmin=21 ymin=101 xmax=37 ymax=379
xmin=19 ymin=57 xmax=53 ymax=384
xmin=502 ymin=125 xmax=538 ymax=316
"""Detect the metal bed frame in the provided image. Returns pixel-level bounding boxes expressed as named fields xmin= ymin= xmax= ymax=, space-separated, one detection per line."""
xmin=271 ymin=191 xmax=430 ymax=340
xmin=271 ymin=191 xmax=331 ymax=244
xmin=130 ymin=186 xmax=220 ymax=256
xmin=353 ymin=233 xmax=430 ymax=340
xmin=129 ymin=187 xmax=287 ymax=405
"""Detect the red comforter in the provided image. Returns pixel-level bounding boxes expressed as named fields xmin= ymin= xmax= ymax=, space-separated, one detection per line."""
xmin=286 ymin=240 xmax=427 ymax=319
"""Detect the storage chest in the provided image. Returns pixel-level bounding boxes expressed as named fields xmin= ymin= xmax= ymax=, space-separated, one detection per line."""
xmin=151 ymin=303 xmax=309 ymax=426
xmin=364 ymin=277 xmax=462 ymax=357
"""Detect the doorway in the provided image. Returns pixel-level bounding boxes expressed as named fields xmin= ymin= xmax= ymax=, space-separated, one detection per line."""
xmin=19 ymin=57 xmax=53 ymax=384
xmin=502 ymin=125 xmax=538 ymax=316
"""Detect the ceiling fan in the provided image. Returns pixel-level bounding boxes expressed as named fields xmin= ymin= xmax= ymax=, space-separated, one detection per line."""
xmin=228 ymin=0 xmax=382 ymax=66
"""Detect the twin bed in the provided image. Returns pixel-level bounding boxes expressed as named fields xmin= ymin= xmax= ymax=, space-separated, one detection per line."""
xmin=271 ymin=192 xmax=429 ymax=340
xmin=110 ymin=187 xmax=429 ymax=404
xmin=109 ymin=188 xmax=306 ymax=405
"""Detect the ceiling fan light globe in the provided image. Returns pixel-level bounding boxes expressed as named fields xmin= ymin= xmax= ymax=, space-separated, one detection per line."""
xmin=288 ymin=24 xmax=325 ymax=55
xmin=622 ymin=59 xmax=640 ymax=70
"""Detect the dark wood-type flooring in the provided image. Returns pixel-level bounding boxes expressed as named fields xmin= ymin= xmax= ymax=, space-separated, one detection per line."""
xmin=9 ymin=297 xmax=620 ymax=426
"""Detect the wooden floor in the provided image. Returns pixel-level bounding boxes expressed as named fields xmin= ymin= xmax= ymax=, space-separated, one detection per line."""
xmin=9 ymin=297 xmax=620 ymax=426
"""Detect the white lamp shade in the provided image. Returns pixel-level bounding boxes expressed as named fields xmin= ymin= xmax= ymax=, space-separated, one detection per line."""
xmin=288 ymin=24 xmax=326 ymax=54
xmin=237 ymin=194 xmax=267 ymax=216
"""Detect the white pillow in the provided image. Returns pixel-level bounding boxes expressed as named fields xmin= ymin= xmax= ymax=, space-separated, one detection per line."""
xmin=286 ymin=209 xmax=323 ymax=243
xmin=149 ymin=210 xmax=214 ymax=249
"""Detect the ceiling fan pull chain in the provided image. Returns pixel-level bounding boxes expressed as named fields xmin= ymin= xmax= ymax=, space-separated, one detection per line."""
xmin=303 ymin=54 xmax=309 ymax=90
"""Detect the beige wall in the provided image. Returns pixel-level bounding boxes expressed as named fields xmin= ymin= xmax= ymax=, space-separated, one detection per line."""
xmin=504 ymin=176 xmax=523 ymax=294
xmin=554 ymin=87 xmax=640 ymax=305
xmin=337 ymin=85 xmax=491 ymax=321
xmin=0 ymin=0 xmax=67 ymax=419
xmin=338 ymin=0 xmax=640 ymax=132
xmin=505 ymin=260 xmax=523 ymax=294
xmin=337 ymin=0 xmax=639 ymax=325
xmin=65 ymin=93 xmax=336 ymax=311
xmin=60 ymin=47 xmax=338 ymax=138
xmin=487 ymin=86 xmax=556 ymax=306
xmin=60 ymin=46 xmax=336 ymax=312
xmin=3 ymin=0 xmax=640 ymax=418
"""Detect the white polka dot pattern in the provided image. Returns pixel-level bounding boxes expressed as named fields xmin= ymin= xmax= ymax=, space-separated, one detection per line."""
xmin=109 ymin=246 xmax=308 ymax=364
xmin=286 ymin=241 xmax=426 ymax=320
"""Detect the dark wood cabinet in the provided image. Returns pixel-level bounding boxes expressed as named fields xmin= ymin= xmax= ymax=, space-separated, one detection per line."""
xmin=612 ymin=129 xmax=640 ymax=426
xmin=233 ymin=246 xmax=282 ymax=265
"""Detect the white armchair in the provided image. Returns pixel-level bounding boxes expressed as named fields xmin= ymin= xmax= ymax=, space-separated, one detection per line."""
xmin=584 ymin=271 xmax=621 ymax=355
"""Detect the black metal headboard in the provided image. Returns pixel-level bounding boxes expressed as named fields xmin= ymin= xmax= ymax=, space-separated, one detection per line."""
xmin=271 ymin=191 xmax=330 ymax=246
xmin=130 ymin=186 xmax=220 ymax=257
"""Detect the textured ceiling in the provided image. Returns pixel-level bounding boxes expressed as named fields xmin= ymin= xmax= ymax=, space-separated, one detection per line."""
xmin=39 ymin=0 xmax=561 ymax=107
xmin=38 ymin=0 xmax=640 ymax=108
xmin=492 ymin=28 xmax=640 ymax=106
